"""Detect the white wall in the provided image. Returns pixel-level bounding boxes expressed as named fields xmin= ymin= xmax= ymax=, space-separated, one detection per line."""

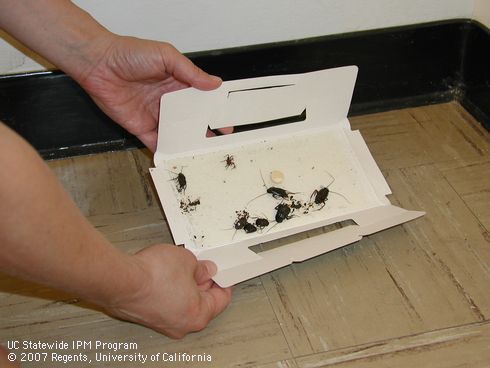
xmin=473 ymin=0 xmax=490 ymax=26
xmin=0 ymin=0 xmax=476 ymax=74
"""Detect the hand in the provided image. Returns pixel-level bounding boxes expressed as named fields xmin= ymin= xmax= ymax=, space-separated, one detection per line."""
xmin=105 ymin=244 xmax=232 ymax=339
xmin=76 ymin=35 xmax=230 ymax=151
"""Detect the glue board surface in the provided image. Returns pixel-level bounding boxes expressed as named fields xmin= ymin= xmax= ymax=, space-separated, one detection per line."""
xmin=161 ymin=126 xmax=383 ymax=250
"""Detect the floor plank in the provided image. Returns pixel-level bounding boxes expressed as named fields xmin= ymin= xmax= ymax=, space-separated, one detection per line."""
xmin=349 ymin=102 xmax=489 ymax=170
xmin=349 ymin=108 xmax=434 ymax=170
xmin=256 ymin=359 xmax=299 ymax=368
xmin=47 ymin=149 xmax=157 ymax=217
xmin=436 ymin=157 xmax=490 ymax=230
xmin=295 ymin=320 xmax=490 ymax=368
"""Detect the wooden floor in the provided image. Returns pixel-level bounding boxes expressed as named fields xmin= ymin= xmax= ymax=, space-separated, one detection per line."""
xmin=1 ymin=102 xmax=490 ymax=367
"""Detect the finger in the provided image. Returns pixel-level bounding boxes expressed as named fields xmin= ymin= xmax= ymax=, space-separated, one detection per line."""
xmin=197 ymin=279 xmax=214 ymax=291
xmin=189 ymin=68 xmax=222 ymax=91
xmin=206 ymin=126 xmax=234 ymax=137
xmin=206 ymin=129 xmax=216 ymax=138
xmin=194 ymin=260 xmax=217 ymax=285
xmin=191 ymin=286 xmax=232 ymax=332
xmin=165 ymin=45 xmax=222 ymax=91
xmin=137 ymin=130 xmax=158 ymax=152
xmin=217 ymin=126 xmax=234 ymax=135
xmin=204 ymin=285 xmax=233 ymax=319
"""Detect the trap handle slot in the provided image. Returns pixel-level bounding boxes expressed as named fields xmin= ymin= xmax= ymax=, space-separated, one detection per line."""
xmin=211 ymin=108 xmax=307 ymax=135
xmin=214 ymin=83 xmax=304 ymax=129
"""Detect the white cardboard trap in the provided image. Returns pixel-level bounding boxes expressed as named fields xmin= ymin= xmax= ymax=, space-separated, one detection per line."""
xmin=150 ymin=66 xmax=424 ymax=287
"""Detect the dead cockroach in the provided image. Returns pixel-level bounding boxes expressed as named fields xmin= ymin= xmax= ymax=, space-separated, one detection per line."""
xmin=168 ymin=167 xmax=187 ymax=193
xmin=246 ymin=170 xmax=297 ymax=206
xmin=309 ymin=171 xmax=349 ymax=209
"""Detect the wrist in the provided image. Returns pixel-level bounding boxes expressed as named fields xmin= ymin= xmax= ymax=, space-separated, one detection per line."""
xmin=95 ymin=251 xmax=151 ymax=310
xmin=0 ymin=0 xmax=115 ymax=83
xmin=53 ymin=11 xmax=117 ymax=84
xmin=65 ymin=30 xmax=116 ymax=84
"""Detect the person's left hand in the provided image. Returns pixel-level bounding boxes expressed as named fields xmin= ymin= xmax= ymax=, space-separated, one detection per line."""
xmin=76 ymin=35 xmax=230 ymax=151
xmin=105 ymin=244 xmax=232 ymax=339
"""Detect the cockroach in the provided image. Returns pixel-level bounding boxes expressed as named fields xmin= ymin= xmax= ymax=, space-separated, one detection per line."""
xmin=168 ymin=167 xmax=187 ymax=193
xmin=255 ymin=217 xmax=270 ymax=230
xmin=230 ymin=211 xmax=259 ymax=238
xmin=310 ymin=171 xmax=349 ymax=209
xmin=310 ymin=186 xmax=350 ymax=209
xmin=246 ymin=170 xmax=296 ymax=206
xmin=263 ymin=203 xmax=295 ymax=234
xmin=243 ymin=222 xmax=257 ymax=233
xmin=275 ymin=202 xmax=292 ymax=223
xmin=267 ymin=186 xmax=290 ymax=200
xmin=311 ymin=187 xmax=330 ymax=207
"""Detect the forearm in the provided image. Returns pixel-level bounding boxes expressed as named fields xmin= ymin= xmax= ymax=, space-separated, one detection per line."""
xmin=0 ymin=122 xmax=145 ymax=307
xmin=0 ymin=0 xmax=113 ymax=81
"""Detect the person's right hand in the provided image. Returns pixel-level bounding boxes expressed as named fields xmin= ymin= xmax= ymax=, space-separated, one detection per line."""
xmin=104 ymin=244 xmax=232 ymax=339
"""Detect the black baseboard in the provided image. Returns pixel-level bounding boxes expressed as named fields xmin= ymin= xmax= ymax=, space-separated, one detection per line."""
xmin=460 ymin=22 xmax=490 ymax=129
xmin=0 ymin=19 xmax=488 ymax=159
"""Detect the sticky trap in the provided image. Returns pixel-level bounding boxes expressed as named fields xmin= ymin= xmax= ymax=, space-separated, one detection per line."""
xmin=150 ymin=66 xmax=424 ymax=287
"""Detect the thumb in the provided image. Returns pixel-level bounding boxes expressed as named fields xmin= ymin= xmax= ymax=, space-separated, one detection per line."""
xmin=194 ymin=260 xmax=217 ymax=285
xmin=190 ymin=285 xmax=232 ymax=333
xmin=165 ymin=44 xmax=222 ymax=90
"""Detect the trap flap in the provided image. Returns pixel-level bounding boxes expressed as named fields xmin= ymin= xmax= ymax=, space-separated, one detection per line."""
xmin=154 ymin=66 xmax=358 ymax=166
xmin=204 ymin=205 xmax=424 ymax=287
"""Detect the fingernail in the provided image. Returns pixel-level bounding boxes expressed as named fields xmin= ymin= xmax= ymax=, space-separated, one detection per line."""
xmin=210 ymin=75 xmax=223 ymax=85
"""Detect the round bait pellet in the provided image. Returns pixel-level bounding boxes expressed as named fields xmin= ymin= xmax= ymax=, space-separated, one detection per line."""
xmin=270 ymin=170 xmax=284 ymax=184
